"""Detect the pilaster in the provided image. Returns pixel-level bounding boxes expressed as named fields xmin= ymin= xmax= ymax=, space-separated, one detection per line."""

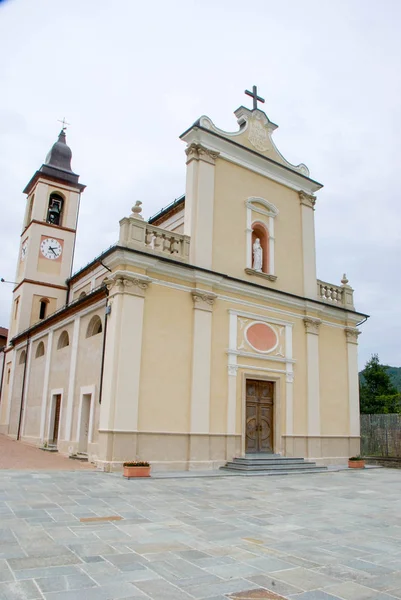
xmin=189 ymin=289 xmax=216 ymax=436
xmin=184 ymin=143 xmax=219 ymax=269
xmin=304 ymin=317 xmax=321 ymax=436
xmin=64 ymin=317 xmax=81 ymax=441
xmin=345 ymin=327 xmax=361 ymax=437
xmin=99 ymin=272 xmax=151 ymax=444
xmin=299 ymin=191 xmax=317 ymax=299
xmin=39 ymin=331 xmax=53 ymax=441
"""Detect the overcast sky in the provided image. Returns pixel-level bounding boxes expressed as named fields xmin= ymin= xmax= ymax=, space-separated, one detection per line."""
xmin=1 ymin=0 xmax=400 ymax=368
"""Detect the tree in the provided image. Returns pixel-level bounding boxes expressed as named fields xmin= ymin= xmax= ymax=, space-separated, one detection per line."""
xmin=359 ymin=354 xmax=398 ymax=414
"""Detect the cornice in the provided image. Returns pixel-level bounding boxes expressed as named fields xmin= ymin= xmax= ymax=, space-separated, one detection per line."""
xmin=180 ymin=126 xmax=322 ymax=195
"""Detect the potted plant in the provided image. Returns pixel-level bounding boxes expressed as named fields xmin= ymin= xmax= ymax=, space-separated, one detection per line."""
xmin=123 ymin=461 xmax=151 ymax=478
xmin=348 ymin=456 xmax=365 ymax=469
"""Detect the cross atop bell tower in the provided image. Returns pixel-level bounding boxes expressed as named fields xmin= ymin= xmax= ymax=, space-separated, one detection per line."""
xmin=8 ymin=130 xmax=86 ymax=339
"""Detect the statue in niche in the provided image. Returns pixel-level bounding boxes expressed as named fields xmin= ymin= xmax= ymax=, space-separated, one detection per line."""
xmin=253 ymin=238 xmax=263 ymax=272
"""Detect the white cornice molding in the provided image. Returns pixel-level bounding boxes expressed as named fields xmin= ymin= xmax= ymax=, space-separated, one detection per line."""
xmin=180 ymin=126 xmax=322 ymax=195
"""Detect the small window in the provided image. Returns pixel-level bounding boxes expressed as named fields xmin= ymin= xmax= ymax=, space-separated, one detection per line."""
xmin=14 ymin=298 xmax=20 ymax=320
xmin=7 ymin=368 xmax=10 ymax=384
xmin=35 ymin=341 xmax=45 ymax=358
xmin=57 ymin=330 xmax=69 ymax=349
xmin=39 ymin=298 xmax=49 ymax=320
xmin=19 ymin=350 xmax=26 ymax=365
xmin=86 ymin=315 xmax=102 ymax=338
xmin=79 ymin=291 xmax=87 ymax=299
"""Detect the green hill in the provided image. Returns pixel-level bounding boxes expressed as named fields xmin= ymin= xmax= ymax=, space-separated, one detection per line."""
xmin=359 ymin=365 xmax=401 ymax=392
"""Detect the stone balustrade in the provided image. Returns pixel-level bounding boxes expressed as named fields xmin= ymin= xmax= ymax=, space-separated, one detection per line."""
xmin=119 ymin=210 xmax=190 ymax=262
xmin=317 ymin=276 xmax=354 ymax=309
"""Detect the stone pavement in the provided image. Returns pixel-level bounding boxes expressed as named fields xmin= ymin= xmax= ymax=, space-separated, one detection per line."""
xmin=0 ymin=467 xmax=400 ymax=599
xmin=0 ymin=435 xmax=93 ymax=470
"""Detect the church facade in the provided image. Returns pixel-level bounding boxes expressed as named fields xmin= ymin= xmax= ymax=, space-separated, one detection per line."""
xmin=0 ymin=92 xmax=367 ymax=471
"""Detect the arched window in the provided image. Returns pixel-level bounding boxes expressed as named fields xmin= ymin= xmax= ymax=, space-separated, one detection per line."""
xmin=252 ymin=221 xmax=269 ymax=274
xmin=79 ymin=291 xmax=87 ymax=299
xmin=47 ymin=192 xmax=64 ymax=226
xmin=86 ymin=315 xmax=103 ymax=338
xmin=39 ymin=298 xmax=49 ymax=320
xmin=35 ymin=341 xmax=45 ymax=358
xmin=26 ymin=194 xmax=34 ymax=227
xmin=57 ymin=330 xmax=69 ymax=349
xmin=19 ymin=350 xmax=26 ymax=365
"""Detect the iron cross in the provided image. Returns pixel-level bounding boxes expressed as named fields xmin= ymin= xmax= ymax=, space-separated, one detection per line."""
xmin=57 ymin=117 xmax=70 ymax=131
xmin=245 ymin=86 xmax=265 ymax=110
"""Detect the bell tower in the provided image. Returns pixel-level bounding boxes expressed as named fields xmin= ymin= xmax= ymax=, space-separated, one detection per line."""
xmin=9 ymin=128 xmax=85 ymax=339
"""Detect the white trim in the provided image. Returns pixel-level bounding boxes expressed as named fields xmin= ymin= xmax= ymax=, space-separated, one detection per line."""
xmin=103 ymin=247 xmax=365 ymax=322
xmin=39 ymin=331 xmax=53 ymax=440
xmin=228 ymin=308 xmax=293 ymax=328
xmin=227 ymin=349 xmax=295 ymax=364
xmin=181 ymin=127 xmax=322 ymax=195
xmin=237 ymin=363 xmax=287 ymax=375
xmin=20 ymin=339 xmax=33 ymax=436
xmin=305 ymin=331 xmax=321 ymax=436
xmin=98 ymin=428 xmax=241 ymax=436
xmin=76 ymin=385 xmax=96 ymax=448
xmin=246 ymin=197 xmax=279 ymax=217
xmin=46 ymin=388 xmax=63 ymax=442
xmin=64 ymin=317 xmax=80 ymax=441
xmin=5 ymin=351 xmax=17 ymax=428
xmin=227 ymin=312 xmax=238 ymax=434
xmin=269 ymin=216 xmax=275 ymax=275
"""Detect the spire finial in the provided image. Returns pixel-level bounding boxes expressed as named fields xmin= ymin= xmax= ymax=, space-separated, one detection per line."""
xmin=57 ymin=117 xmax=70 ymax=132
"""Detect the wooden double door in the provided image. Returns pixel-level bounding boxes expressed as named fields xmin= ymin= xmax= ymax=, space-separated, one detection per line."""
xmin=245 ymin=379 xmax=274 ymax=453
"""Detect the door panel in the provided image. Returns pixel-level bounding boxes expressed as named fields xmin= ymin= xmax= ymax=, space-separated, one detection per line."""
xmin=245 ymin=380 xmax=274 ymax=453
xmin=52 ymin=395 xmax=61 ymax=443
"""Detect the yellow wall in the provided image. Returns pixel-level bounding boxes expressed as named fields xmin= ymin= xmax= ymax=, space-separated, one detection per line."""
xmin=319 ymin=324 xmax=349 ymax=435
xmin=212 ymin=159 xmax=304 ymax=296
xmin=138 ymin=284 xmax=192 ymax=431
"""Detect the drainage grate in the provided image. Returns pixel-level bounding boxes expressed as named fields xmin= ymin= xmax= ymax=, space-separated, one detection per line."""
xmin=228 ymin=590 xmax=287 ymax=599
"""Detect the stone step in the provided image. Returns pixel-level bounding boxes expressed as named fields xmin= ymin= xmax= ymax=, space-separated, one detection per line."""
xmin=223 ymin=461 xmax=322 ymax=471
xmin=69 ymin=453 xmax=89 ymax=462
xmin=40 ymin=445 xmax=58 ymax=453
xmin=220 ymin=466 xmax=328 ymax=476
xmin=221 ymin=454 xmax=327 ymax=476
xmin=234 ymin=457 xmax=306 ymax=464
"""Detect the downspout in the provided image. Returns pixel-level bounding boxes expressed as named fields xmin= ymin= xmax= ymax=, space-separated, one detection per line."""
xmin=0 ymin=348 xmax=6 ymax=402
xmin=98 ymin=288 xmax=109 ymax=405
xmin=17 ymin=337 xmax=30 ymax=441
xmin=98 ymin=260 xmax=112 ymax=406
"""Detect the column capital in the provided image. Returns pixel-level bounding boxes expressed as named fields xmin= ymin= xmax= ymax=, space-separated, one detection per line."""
xmin=228 ymin=364 xmax=238 ymax=377
xmin=104 ymin=272 xmax=151 ymax=298
xmin=185 ymin=143 xmax=220 ymax=166
xmin=299 ymin=191 xmax=317 ymax=210
xmin=303 ymin=316 xmax=322 ymax=335
xmin=344 ymin=327 xmax=361 ymax=344
xmin=191 ymin=289 xmax=217 ymax=312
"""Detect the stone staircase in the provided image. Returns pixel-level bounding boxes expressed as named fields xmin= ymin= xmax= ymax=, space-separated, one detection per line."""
xmin=69 ymin=452 xmax=89 ymax=462
xmin=220 ymin=453 xmax=327 ymax=476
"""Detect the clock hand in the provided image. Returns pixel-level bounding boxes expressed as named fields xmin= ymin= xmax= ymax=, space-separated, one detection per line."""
xmin=48 ymin=247 xmax=57 ymax=255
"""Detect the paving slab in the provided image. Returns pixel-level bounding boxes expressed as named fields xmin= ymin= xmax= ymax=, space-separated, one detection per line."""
xmin=0 ymin=444 xmax=399 ymax=600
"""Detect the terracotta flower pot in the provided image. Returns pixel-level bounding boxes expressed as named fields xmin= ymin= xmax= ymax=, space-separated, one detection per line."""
xmin=348 ymin=459 xmax=365 ymax=469
xmin=123 ymin=466 xmax=151 ymax=478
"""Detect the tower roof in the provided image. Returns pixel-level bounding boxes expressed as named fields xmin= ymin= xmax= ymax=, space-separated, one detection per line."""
xmin=23 ymin=128 xmax=85 ymax=194
xmin=45 ymin=129 xmax=73 ymax=172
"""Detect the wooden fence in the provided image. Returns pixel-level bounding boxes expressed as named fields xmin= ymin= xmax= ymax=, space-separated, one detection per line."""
xmin=360 ymin=414 xmax=401 ymax=457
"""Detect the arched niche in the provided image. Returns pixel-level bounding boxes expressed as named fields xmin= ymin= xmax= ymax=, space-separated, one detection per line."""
xmin=86 ymin=315 xmax=103 ymax=338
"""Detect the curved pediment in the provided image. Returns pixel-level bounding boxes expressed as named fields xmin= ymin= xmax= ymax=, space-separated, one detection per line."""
xmin=197 ymin=107 xmax=310 ymax=177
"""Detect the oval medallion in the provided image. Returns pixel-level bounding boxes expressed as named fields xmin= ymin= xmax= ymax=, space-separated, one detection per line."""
xmin=245 ymin=322 xmax=278 ymax=353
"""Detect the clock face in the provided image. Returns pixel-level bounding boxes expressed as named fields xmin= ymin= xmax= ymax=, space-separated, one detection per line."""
xmin=21 ymin=239 xmax=28 ymax=261
xmin=40 ymin=238 xmax=63 ymax=260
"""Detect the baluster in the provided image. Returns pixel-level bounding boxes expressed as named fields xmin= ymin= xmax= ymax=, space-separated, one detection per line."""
xmin=170 ymin=237 xmax=179 ymax=254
